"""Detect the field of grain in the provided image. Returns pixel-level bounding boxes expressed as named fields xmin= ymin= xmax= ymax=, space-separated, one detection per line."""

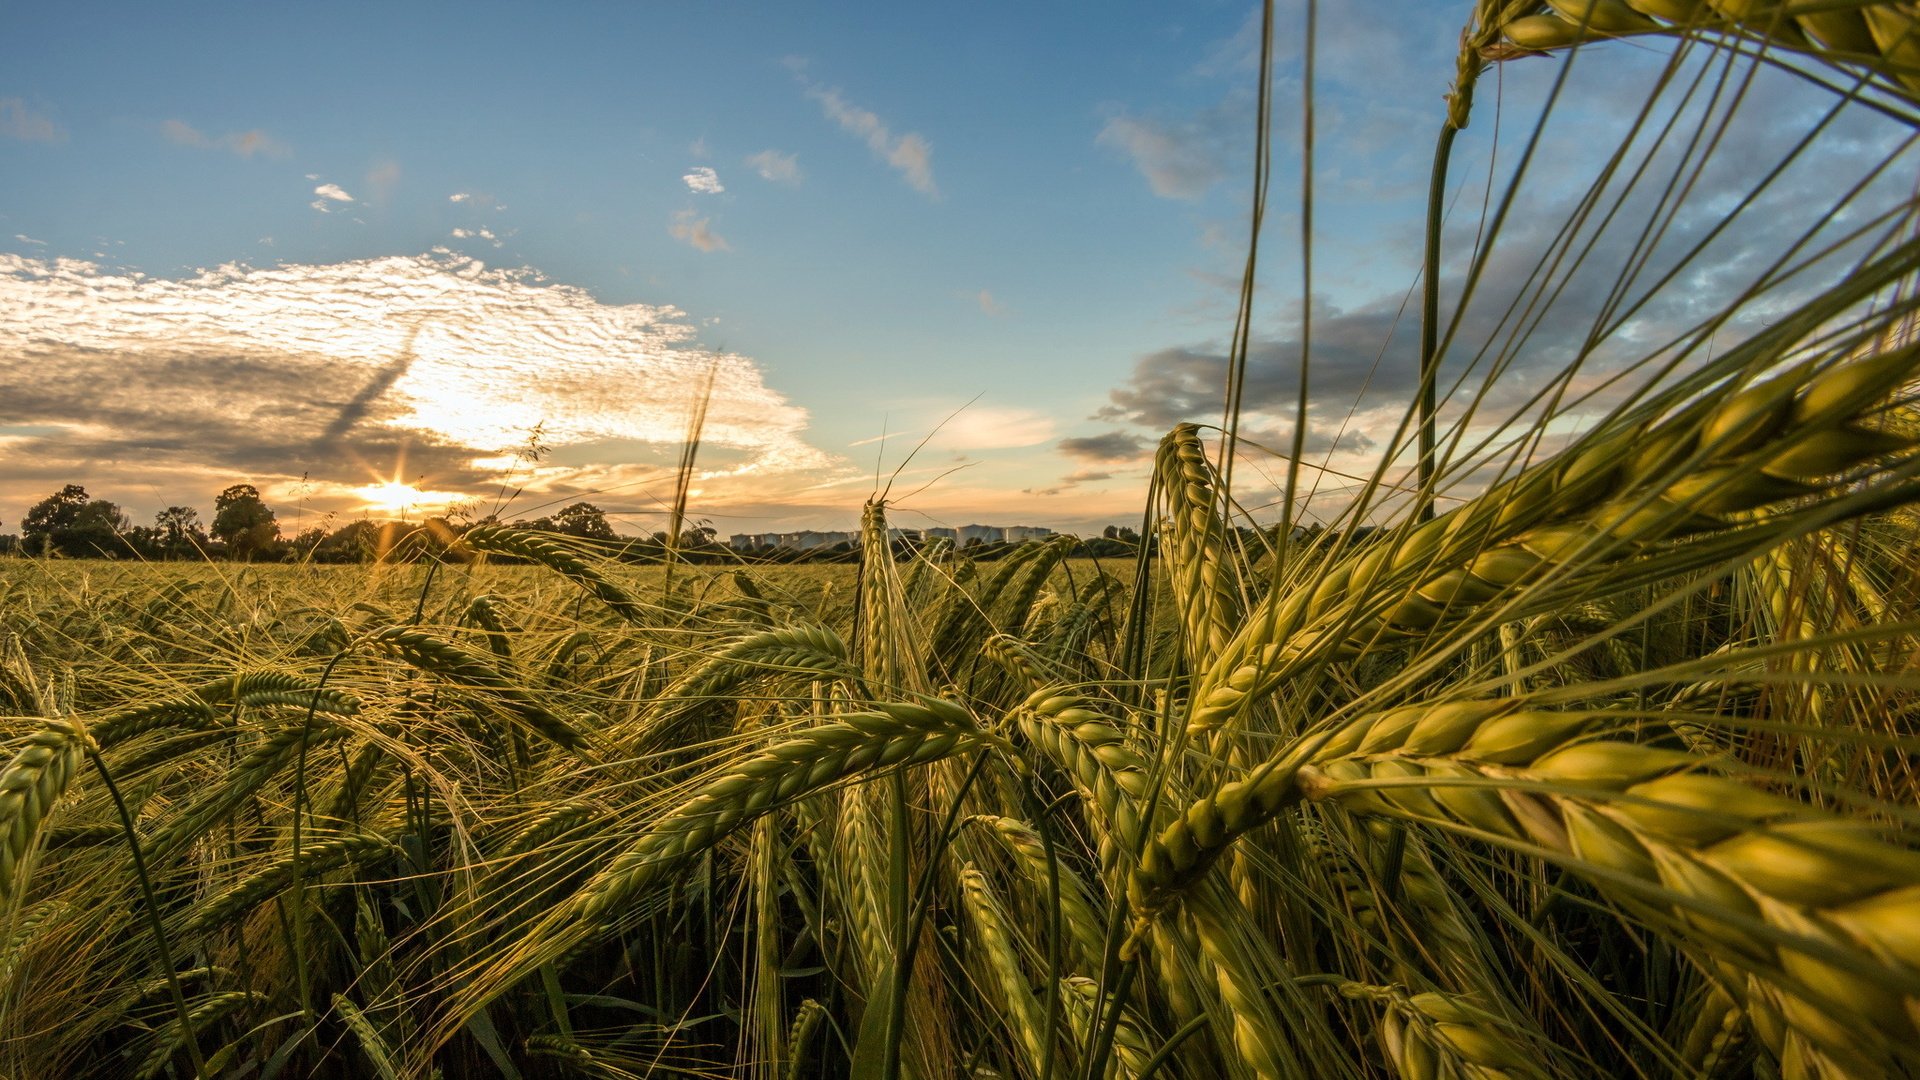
xmin=10 ymin=3 xmax=1920 ymax=1079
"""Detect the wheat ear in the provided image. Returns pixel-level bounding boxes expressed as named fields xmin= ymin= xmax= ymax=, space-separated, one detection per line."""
xmin=0 ymin=718 xmax=93 ymax=900
xmin=1186 ymin=346 xmax=1920 ymax=734
xmin=360 ymin=625 xmax=587 ymax=751
xmin=460 ymin=524 xmax=647 ymax=624
xmin=1156 ymin=423 xmax=1247 ymax=670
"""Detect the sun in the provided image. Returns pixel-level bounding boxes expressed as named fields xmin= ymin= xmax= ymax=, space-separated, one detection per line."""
xmin=353 ymin=480 xmax=460 ymax=515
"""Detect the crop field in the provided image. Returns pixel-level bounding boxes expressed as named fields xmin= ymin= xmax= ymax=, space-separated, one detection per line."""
xmin=12 ymin=3 xmax=1920 ymax=1080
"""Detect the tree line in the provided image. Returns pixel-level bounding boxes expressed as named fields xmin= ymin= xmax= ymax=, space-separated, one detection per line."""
xmin=0 ymin=484 xmax=645 ymax=563
xmin=0 ymin=483 xmax=1161 ymax=564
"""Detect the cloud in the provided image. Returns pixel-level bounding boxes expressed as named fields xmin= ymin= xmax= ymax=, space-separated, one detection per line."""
xmin=1058 ymin=432 xmax=1147 ymax=463
xmin=310 ymin=183 xmax=354 ymax=212
xmin=0 ymin=98 xmax=62 ymax=142
xmin=669 ymin=210 xmax=729 ymax=252
xmin=1096 ymin=107 xmax=1242 ymax=200
xmin=798 ymin=79 xmax=938 ymax=196
xmin=450 ymin=227 xmax=500 ymax=247
xmin=365 ymin=160 xmax=401 ymax=203
xmin=1022 ymin=464 xmax=1121 ymax=497
xmin=683 ymin=166 xmax=725 ymax=194
xmin=746 ymin=149 xmax=802 ymax=184
xmin=974 ymin=289 xmax=1003 ymax=316
xmin=161 ymin=119 xmax=289 ymax=158
xmin=1098 ymin=56 xmax=1918 ymax=480
xmin=0 ymin=252 xmax=841 ymax=523
xmin=13 ymin=234 xmax=45 ymax=246
xmin=450 ymin=191 xmax=472 ymax=203
xmin=689 ymin=136 xmax=710 ymax=158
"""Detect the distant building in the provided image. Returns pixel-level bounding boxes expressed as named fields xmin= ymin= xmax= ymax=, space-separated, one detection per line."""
xmin=728 ymin=529 xmax=855 ymax=551
xmin=733 ymin=523 xmax=1048 ymax=552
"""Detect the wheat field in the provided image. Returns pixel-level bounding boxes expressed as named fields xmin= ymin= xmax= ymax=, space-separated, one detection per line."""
xmin=9 ymin=2 xmax=1920 ymax=1078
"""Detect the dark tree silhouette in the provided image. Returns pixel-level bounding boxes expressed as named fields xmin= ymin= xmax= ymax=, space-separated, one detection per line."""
xmin=21 ymin=485 xmax=93 ymax=556
xmin=155 ymin=505 xmax=206 ymax=558
xmin=520 ymin=502 xmax=616 ymax=540
xmin=212 ymin=484 xmax=280 ymax=561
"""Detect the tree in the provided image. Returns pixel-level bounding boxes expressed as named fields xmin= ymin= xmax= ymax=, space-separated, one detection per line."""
xmin=548 ymin=502 xmax=616 ymax=540
xmin=66 ymin=499 xmax=132 ymax=556
xmin=21 ymin=485 xmax=91 ymax=555
xmin=155 ymin=506 xmax=206 ymax=558
xmin=212 ymin=484 xmax=280 ymax=561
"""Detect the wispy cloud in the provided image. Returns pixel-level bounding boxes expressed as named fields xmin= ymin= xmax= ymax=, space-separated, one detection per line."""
xmin=683 ymin=166 xmax=725 ymax=195
xmin=1096 ymin=106 xmax=1242 ymax=200
xmin=669 ymin=209 xmax=729 ymax=252
xmin=0 ymin=98 xmax=62 ymax=142
xmin=795 ymin=75 xmax=938 ymax=197
xmin=161 ymin=118 xmax=289 ymax=159
xmin=1022 ymin=465 xmax=1117 ymax=498
xmin=928 ymin=406 xmax=1053 ymax=450
xmin=13 ymin=234 xmax=46 ymax=247
xmin=974 ymin=289 xmax=1004 ymax=317
xmin=746 ymin=149 xmax=802 ymax=185
xmin=365 ymin=160 xmax=401 ymax=203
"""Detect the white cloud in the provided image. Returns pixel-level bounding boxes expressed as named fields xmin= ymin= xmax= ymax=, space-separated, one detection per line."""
xmin=683 ymin=166 xmax=725 ymax=195
xmin=0 ymin=98 xmax=62 ymax=142
xmin=450 ymin=227 xmax=501 ymax=247
xmin=800 ymin=80 xmax=938 ymax=197
xmin=669 ymin=210 xmax=729 ymax=252
xmin=311 ymin=183 xmax=355 ymax=211
xmin=449 ymin=192 xmax=471 ymax=203
xmin=746 ymin=149 xmax=802 ymax=185
xmin=161 ymin=119 xmax=289 ymax=159
xmin=13 ymin=235 xmax=45 ymax=246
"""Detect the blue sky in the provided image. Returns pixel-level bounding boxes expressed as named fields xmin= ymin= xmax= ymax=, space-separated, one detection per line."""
xmin=2 ymin=2 xmax=1912 ymax=538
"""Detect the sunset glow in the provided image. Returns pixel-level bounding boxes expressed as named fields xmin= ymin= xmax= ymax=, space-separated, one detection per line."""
xmin=3 ymin=4 xmax=1911 ymax=539
xmin=352 ymin=480 xmax=462 ymax=515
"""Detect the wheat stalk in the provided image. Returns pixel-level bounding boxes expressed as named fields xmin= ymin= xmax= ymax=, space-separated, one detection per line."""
xmin=360 ymin=625 xmax=588 ymax=751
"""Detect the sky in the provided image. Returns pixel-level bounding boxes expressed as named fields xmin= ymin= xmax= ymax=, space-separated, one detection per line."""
xmin=3 ymin=2 xmax=1915 ymax=540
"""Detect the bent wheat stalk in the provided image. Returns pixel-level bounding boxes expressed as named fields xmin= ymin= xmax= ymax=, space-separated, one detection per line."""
xmin=430 ymin=698 xmax=992 ymax=1056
